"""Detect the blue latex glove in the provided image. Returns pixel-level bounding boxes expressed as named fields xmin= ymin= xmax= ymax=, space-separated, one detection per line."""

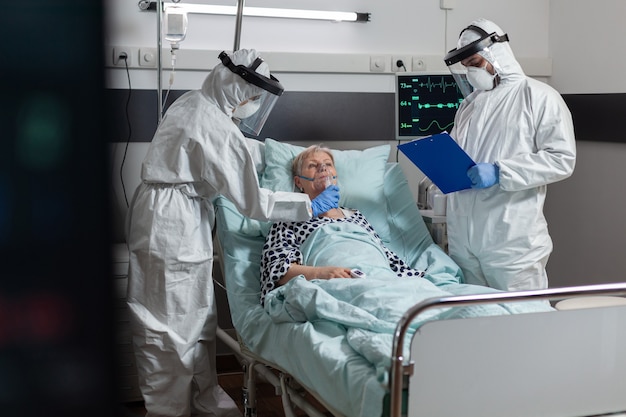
xmin=311 ymin=185 xmax=340 ymax=216
xmin=467 ymin=163 xmax=499 ymax=189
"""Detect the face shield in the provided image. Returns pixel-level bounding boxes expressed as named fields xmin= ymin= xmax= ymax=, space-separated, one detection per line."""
xmin=444 ymin=25 xmax=509 ymax=97
xmin=219 ymin=51 xmax=284 ymax=136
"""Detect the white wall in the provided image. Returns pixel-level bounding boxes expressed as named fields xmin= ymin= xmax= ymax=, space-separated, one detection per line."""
xmin=104 ymin=0 xmax=549 ymax=57
xmin=549 ymin=0 xmax=626 ymax=94
xmin=104 ymin=0 xmax=551 ymax=91
xmin=544 ymin=0 xmax=626 ymax=287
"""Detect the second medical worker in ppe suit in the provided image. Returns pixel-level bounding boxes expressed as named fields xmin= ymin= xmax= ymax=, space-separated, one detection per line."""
xmin=443 ymin=19 xmax=576 ymax=291
xmin=125 ymin=49 xmax=340 ymax=417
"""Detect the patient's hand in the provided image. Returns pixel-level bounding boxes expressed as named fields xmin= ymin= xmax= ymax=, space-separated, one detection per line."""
xmin=280 ymin=264 xmax=352 ymax=285
xmin=315 ymin=266 xmax=352 ymax=279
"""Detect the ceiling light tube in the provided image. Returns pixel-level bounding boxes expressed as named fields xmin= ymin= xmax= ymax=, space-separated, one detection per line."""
xmin=140 ymin=1 xmax=370 ymax=22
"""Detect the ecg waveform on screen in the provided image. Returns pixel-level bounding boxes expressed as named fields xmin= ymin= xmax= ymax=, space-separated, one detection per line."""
xmin=399 ymin=100 xmax=460 ymax=109
xmin=416 ymin=102 xmax=460 ymax=110
xmin=417 ymin=119 xmax=455 ymax=132
xmin=416 ymin=76 xmax=462 ymax=94
xmin=399 ymin=120 xmax=455 ymax=132
xmin=397 ymin=74 xmax=465 ymax=137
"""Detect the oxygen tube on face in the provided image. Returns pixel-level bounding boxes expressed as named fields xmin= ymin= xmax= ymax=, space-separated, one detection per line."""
xmin=324 ymin=171 xmax=335 ymax=188
xmin=297 ymin=160 xmax=339 ymax=218
xmin=298 ymin=163 xmax=336 ymax=191
xmin=298 ymin=174 xmax=336 ymax=190
xmin=319 ymin=162 xmax=335 ymax=189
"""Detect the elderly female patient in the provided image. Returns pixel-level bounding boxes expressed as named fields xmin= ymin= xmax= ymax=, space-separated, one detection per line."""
xmin=260 ymin=144 xmax=426 ymax=305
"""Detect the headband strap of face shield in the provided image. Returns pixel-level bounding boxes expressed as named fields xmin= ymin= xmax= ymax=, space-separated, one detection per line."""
xmin=443 ymin=26 xmax=509 ymax=66
xmin=218 ymin=51 xmax=284 ymax=96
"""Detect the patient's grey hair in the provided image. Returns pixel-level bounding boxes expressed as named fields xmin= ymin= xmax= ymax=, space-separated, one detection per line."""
xmin=291 ymin=144 xmax=334 ymax=177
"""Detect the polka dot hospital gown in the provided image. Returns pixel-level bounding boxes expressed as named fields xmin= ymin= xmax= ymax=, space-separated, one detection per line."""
xmin=260 ymin=208 xmax=425 ymax=305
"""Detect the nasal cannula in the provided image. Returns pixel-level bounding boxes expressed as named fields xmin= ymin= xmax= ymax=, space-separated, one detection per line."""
xmin=298 ymin=163 xmax=336 ymax=190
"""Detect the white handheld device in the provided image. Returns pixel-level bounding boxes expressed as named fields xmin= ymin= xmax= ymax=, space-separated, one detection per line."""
xmin=350 ymin=269 xmax=366 ymax=279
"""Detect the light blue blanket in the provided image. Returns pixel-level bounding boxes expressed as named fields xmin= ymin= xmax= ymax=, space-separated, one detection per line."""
xmin=216 ymin=162 xmax=555 ymax=417
xmin=264 ymin=223 xmax=554 ymax=381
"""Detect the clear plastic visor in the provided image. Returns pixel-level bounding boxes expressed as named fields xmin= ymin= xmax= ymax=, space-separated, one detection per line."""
xmin=447 ymin=61 xmax=474 ymax=98
xmin=234 ymin=90 xmax=279 ymax=137
xmin=446 ymin=47 xmax=500 ymax=98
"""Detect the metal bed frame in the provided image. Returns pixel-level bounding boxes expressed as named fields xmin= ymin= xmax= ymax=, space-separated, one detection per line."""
xmin=390 ymin=282 xmax=626 ymax=417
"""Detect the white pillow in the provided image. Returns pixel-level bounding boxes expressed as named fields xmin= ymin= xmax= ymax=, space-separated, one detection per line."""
xmin=260 ymin=138 xmax=391 ymax=242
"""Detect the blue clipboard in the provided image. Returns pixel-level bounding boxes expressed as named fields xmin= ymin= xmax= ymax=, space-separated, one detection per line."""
xmin=397 ymin=133 xmax=476 ymax=194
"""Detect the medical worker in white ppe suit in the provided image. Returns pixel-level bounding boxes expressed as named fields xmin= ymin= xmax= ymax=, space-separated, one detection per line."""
xmin=443 ymin=19 xmax=576 ymax=291
xmin=125 ymin=49 xmax=340 ymax=417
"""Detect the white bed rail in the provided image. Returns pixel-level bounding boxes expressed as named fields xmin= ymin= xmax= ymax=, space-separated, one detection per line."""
xmin=389 ymin=282 xmax=626 ymax=417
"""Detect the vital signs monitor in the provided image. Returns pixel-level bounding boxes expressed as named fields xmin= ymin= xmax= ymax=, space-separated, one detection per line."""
xmin=395 ymin=73 xmax=466 ymax=139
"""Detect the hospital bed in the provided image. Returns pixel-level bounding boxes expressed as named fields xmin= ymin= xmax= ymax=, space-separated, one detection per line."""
xmin=214 ymin=138 xmax=626 ymax=417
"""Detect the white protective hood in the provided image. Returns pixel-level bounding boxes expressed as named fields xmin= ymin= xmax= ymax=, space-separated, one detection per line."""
xmin=457 ymin=18 xmax=525 ymax=96
xmin=201 ymin=49 xmax=272 ymax=118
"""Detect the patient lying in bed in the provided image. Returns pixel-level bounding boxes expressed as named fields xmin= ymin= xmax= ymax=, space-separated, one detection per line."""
xmin=260 ymin=144 xmax=553 ymax=376
xmin=260 ymin=144 xmax=426 ymax=305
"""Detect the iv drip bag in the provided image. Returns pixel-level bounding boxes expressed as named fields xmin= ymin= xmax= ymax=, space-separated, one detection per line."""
xmin=164 ymin=6 xmax=188 ymax=44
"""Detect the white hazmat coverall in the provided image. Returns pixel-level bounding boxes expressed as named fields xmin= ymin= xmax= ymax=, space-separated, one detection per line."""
xmin=125 ymin=49 xmax=311 ymax=417
xmin=447 ymin=19 xmax=576 ymax=291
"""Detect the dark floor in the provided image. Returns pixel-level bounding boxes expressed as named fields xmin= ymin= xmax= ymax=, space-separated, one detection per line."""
xmin=120 ymin=355 xmax=330 ymax=417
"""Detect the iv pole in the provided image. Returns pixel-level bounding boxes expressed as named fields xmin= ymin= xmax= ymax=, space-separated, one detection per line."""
xmin=157 ymin=0 xmax=163 ymax=123
xmin=233 ymin=0 xmax=244 ymax=52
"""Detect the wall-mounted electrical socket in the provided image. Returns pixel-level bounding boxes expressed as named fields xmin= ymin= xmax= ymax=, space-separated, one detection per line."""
xmin=370 ymin=55 xmax=389 ymax=72
xmin=412 ymin=56 xmax=427 ymax=71
xmin=113 ymin=47 xmax=132 ymax=66
xmin=392 ymin=55 xmax=412 ymax=72
xmin=139 ymin=48 xmax=157 ymax=67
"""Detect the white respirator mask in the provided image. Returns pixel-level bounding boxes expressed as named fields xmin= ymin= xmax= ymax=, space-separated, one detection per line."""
xmin=232 ymin=99 xmax=261 ymax=119
xmin=466 ymin=64 xmax=496 ymax=91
